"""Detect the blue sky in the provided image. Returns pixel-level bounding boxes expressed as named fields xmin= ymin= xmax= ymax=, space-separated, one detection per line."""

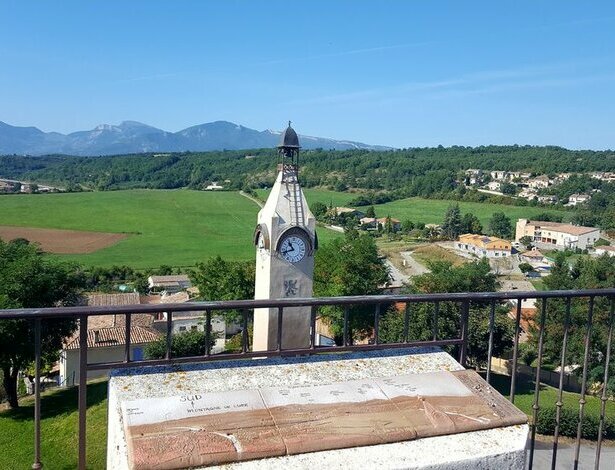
xmin=1 ymin=1 xmax=614 ymax=149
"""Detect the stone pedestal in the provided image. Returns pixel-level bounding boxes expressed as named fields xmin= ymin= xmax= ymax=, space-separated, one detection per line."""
xmin=107 ymin=348 xmax=528 ymax=469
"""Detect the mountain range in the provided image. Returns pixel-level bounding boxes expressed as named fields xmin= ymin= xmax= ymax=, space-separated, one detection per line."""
xmin=0 ymin=120 xmax=390 ymax=156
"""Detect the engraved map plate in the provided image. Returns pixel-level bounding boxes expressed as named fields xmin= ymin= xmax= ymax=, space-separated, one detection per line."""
xmin=121 ymin=370 xmax=527 ymax=469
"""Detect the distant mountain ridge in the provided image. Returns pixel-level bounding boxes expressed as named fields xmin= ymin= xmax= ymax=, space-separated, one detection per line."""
xmin=0 ymin=120 xmax=390 ymax=156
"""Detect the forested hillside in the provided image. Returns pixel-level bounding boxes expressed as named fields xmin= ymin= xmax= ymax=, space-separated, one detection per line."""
xmin=2 ymin=146 xmax=614 ymax=194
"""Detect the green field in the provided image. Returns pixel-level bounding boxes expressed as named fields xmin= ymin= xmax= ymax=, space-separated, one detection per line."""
xmin=259 ymin=188 xmax=570 ymax=227
xmin=0 ymin=190 xmax=340 ymax=268
xmin=0 ymin=381 xmax=108 ymax=470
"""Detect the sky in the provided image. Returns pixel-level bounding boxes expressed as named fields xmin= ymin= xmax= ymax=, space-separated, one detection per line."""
xmin=1 ymin=1 xmax=615 ymax=149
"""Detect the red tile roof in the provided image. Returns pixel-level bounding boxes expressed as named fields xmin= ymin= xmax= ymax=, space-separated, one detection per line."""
xmin=65 ymin=326 xmax=160 ymax=350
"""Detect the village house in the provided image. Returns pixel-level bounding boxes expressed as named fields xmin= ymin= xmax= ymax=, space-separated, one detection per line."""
xmin=149 ymin=291 xmax=240 ymax=353
xmin=536 ymin=195 xmax=558 ymax=205
xmin=455 ymin=234 xmax=512 ymax=258
xmin=205 ymin=182 xmax=224 ymax=190
xmin=486 ymin=181 xmax=502 ymax=192
xmin=566 ymin=193 xmax=590 ymax=206
xmin=58 ymin=293 xmax=159 ymax=386
xmin=147 ymin=274 xmax=192 ymax=294
xmin=595 ymin=245 xmax=615 ymax=257
xmin=490 ymin=171 xmax=508 ymax=181
xmin=333 ymin=207 xmax=364 ymax=218
xmin=464 ymin=169 xmax=483 ymax=185
xmin=360 ymin=217 xmax=401 ymax=231
xmin=521 ymin=249 xmax=548 ymax=265
xmin=518 ymin=188 xmax=538 ymax=201
xmin=515 ymin=219 xmax=600 ymax=250
xmin=59 ymin=326 xmax=160 ymax=386
xmin=527 ymin=175 xmax=551 ymax=189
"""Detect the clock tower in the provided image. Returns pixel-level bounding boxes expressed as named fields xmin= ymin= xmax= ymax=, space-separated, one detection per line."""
xmin=252 ymin=122 xmax=317 ymax=351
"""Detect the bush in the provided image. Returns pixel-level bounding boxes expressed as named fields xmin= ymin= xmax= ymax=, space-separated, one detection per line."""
xmin=536 ymin=406 xmax=615 ymax=440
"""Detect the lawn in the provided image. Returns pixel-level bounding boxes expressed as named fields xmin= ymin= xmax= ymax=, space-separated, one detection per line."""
xmin=0 ymin=380 xmax=108 ymax=470
xmin=258 ymin=188 xmax=570 ymax=229
xmin=0 ymin=190 xmax=341 ymax=268
xmin=372 ymin=197 xmax=569 ymax=227
xmin=488 ymin=372 xmax=615 ymax=423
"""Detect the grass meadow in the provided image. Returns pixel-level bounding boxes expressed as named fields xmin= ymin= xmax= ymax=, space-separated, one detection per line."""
xmin=0 ymin=190 xmax=340 ymax=268
xmin=259 ymin=188 xmax=570 ymax=228
xmin=0 ymin=188 xmax=569 ymax=268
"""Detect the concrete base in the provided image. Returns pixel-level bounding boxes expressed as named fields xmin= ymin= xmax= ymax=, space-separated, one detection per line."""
xmin=107 ymin=347 xmax=528 ymax=469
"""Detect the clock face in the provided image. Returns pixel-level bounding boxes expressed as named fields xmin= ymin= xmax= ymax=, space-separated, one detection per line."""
xmin=279 ymin=235 xmax=307 ymax=263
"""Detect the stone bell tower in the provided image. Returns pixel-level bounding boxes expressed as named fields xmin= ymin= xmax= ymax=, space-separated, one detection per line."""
xmin=252 ymin=122 xmax=317 ymax=351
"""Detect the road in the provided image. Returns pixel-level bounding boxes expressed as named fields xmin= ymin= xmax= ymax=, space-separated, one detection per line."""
xmin=399 ymin=251 xmax=431 ymax=276
xmin=531 ymin=439 xmax=615 ymax=469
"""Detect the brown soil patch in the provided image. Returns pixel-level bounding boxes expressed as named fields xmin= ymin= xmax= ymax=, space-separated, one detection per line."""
xmin=0 ymin=226 xmax=128 ymax=254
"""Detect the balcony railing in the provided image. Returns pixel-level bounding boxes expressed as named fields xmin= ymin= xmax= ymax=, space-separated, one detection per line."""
xmin=1 ymin=288 xmax=614 ymax=469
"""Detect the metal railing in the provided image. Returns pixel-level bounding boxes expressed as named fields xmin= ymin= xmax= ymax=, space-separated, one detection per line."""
xmin=0 ymin=288 xmax=614 ymax=469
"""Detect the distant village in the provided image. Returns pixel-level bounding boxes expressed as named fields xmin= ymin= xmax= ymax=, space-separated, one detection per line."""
xmin=462 ymin=169 xmax=615 ymax=205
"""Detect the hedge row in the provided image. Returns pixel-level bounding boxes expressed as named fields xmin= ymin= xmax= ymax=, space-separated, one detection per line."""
xmin=537 ymin=407 xmax=615 ymax=440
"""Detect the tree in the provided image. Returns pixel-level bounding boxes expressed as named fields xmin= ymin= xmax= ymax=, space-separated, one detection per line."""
xmin=524 ymin=254 xmax=615 ymax=395
xmin=441 ymin=204 xmax=462 ymax=239
xmin=488 ymin=212 xmax=513 ymax=239
xmin=501 ymin=182 xmax=517 ymax=196
xmin=190 ymin=256 xmax=255 ymax=322
xmin=314 ymin=233 xmax=389 ymax=342
xmin=460 ymin=213 xmax=483 ymax=234
xmin=519 ymin=235 xmax=533 ymax=250
xmin=384 ymin=216 xmax=394 ymax=235
xmin=401 ymin=219 xmax=415 ymax=233
xmin=0 ymin=239 xmax=83 ymax=408
xmin=145 ymin=329 xmax=218 ymax=359
xmin=365 ymin=205 xmax=376 ymax=218
xmin=519 ymin=262 xmax=534 ymax=274
xmin=379 ymin=259 xmax=514 ymax=367
xmin=310 ymin=201 xmax=328 ymax=220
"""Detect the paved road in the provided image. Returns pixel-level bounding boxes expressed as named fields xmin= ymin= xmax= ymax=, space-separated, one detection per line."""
xmin=531 ymin=439 xmax=615 ymax=469
xmin=399 ymin=251 xmax=431 ymax=276
xmin=384 ymin=259 xmax=409 ymax=288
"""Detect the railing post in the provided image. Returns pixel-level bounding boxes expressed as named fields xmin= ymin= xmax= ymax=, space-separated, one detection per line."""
xmin=485 ymin=300 xmax=496 ymax=385
xmin=343 ymin=306 xmax=349 ymax=347
xmin=78 ymin=315 xmax=88 ymax=470
xmin=458 ymin=301 xmax=470 ymax=367
xmin=204 ymin=309 xmax=211 ymax=356
xmin=595 ymin=297 xmax=614 ymax=470
xmin=32 ymin=318 xmax=42 ymax=470
xmin=241 ymin=309 xmax=248 ymax=354
xmin=509 ymin=300 xmax=523 ymax=403
xmin=310 ymin=306 xmax=317 ymax=350
xmin=374 ymin=304 xmax=381 ymax=345
xmin=124 ymin=313 xmax=131 ymax=363
xmin=432 ymin=301 xmax=440 ymax=341
xmin=277 ymin=307 xmax=284 ymax=352
xmin=165 ymin=311 xmax=173 ymax=360
xmin=528 ymin=298 xmax=548 ymax=470
xmin=403 ymin=303 xmax=410 ymax=343
xmin=573 ymin=297 xmax=595 ymax=470
xmin=551 ymin=297 xmax=572 ymax=469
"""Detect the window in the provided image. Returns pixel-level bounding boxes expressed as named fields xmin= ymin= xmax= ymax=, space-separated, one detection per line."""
xmin=179 ymin=326 xmax=186 ymax=332
xmin=191 ymin=325 xmax=198 ymax=331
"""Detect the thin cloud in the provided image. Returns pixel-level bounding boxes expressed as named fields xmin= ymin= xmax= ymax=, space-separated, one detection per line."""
xmin=112 ymin=73 xmax=179 ymax=83
xmin=252 ymin=41 xmax=437 ymax=67
xmin=285 ymin=58 xmax=613 ymax=106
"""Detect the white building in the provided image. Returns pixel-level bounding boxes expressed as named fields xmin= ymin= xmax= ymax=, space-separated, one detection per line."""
xmin=595 ymin=246 xmax=615 ymax=257
xmin=486 ymin=181 xmax=502 ymax=192
xmin=527 ymin=176 xmax=551 ymax=189
xmin=147 ymin=275 xmax=191 ymax=293
xmin=455 ymin=234 xmax=512 ymax=258
xmin=566 ymin=193 xmax=590 ymax=206
xmin=59 ymin=326 xmax=160 ymax=386
xmin=515 ymin=219 xmax=600 ymax=250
